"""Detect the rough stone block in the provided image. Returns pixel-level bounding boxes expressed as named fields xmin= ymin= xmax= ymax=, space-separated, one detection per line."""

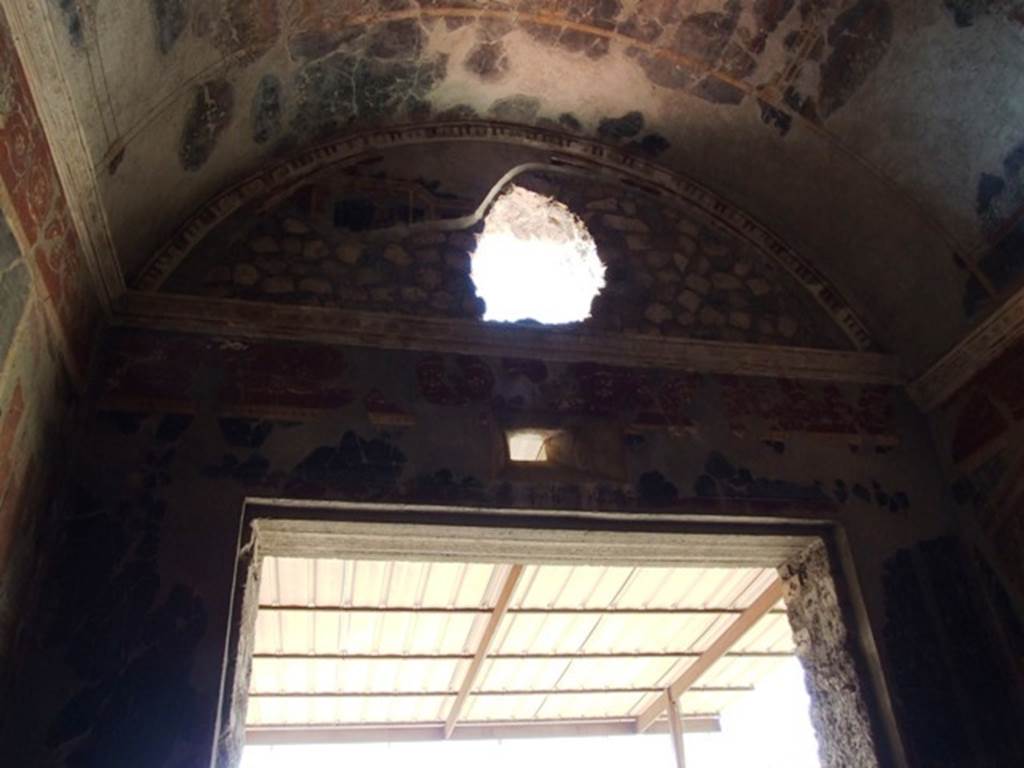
xmin=249 ymin=236 xmax=279 ymax=253
xmin=747 ymin=277 xmax=772 ymax=296
xmin=336 ymin=243 xmax=362 ymax=265
xmin=283 ymin=217 xmax=310 ymax=235
xmin=779 ymin=316 xmax=798 ymax=338
xmin=699 ymin=306 xmax=725 ymax=325
xmin=233 ymin=264 xmax=261 ymax=286
xmin=685 ymin=274 xmax=711 ymax=295
xmin=626 ymin=234 xmax=651 ymax=250
xmin=586 ymin=197 xmax=618 ymax=212
xmin=261 ymin=276 xmax=295 ymax=294
xmin=303 ymin=240 xmax=329 ymax=261
xmin=602 ymin=214 xmax=649 ymax=233
xmin=729 ymin=311 xmax=751 ymax=330
xmin=644 ymin=303 xmax=672 ymax=324
xmin=417 ymin=268 xmax=442 ymax=289
xmin=677 ymin=289 xmax=701 ymax=313
xmin=712 ymin=272 xmax=742 ymax=290
xmin=645 ymin=250 xmax=671 ymax=268
xmin=299 ymin=278 xmax=332 ymax=295
xmin=383 ymin=243 xmax=411 ymax=266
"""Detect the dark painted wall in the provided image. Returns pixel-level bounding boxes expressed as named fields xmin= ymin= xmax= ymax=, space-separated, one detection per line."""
xmin=930 ymin=337 xmax=1024 ymax=604
xmin=0 ymin=5 xmax=96 ymax=681
xmin=4 ymin=326 xmax=1022 ymax=766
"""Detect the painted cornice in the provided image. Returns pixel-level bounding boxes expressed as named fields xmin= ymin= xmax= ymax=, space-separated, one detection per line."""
xmin=910 ymin=286 xmax=1024 ymax=410
xmin=115 ymin=292 xmax=901 ymax=385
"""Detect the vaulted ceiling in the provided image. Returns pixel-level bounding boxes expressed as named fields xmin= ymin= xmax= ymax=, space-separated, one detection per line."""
xmin=15 ymin=0 xmax=1024 ymax=370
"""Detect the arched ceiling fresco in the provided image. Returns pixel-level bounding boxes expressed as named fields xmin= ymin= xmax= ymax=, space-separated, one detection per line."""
xmin=20 ymin=0 xmax=1024 ymax=369
xmin=146 ymin=136 xmax=860 ymax=350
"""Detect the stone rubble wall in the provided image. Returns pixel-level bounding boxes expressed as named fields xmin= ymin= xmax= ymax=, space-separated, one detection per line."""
xmin=780 ymin=541 xmax=880 ymax=768
xmin=166 ymin=170 xmax=850 ymax=349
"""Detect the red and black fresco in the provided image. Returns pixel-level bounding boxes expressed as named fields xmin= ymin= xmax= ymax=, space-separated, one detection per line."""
xmin=720 ymin=375 xmax=893 ymax=438
xmin=943 ymin=338 xmax=1024 ymax=473
xmin=941 ymin=337 xmax=1024 ymax=594
xmin=0 ymin=6 xmax=95 ymax=374
xmin=98 ymin=328 xmax=353 ymax=416
xmin=94 ymin=327 xmax=912 ymax=518
xmin=416 ymin=354 xmax=495 ymax=407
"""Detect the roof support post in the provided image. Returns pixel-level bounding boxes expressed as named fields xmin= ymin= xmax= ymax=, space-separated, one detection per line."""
xmin=636 ymin=578 xmax=785 ymax=732
xmin=444 ymin=563 xmax=524 ymax=738
xmin=667 ymin=687 xmax=688 ymax=768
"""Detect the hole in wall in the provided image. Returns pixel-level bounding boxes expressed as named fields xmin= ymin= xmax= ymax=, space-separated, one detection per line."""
xmin=506 ymin=428 xmax=560 ymax=462
xmin=470 ymin=186 xmax=605 ymax=324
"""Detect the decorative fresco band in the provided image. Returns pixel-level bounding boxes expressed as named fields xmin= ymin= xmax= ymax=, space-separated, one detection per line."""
xmin=135 ymin=121 xmax=878 ymax=353
xmin=114 ymin=292 xmax=900 ymax=386
xmin=910 ymin=285 xmax=1024 ymax=411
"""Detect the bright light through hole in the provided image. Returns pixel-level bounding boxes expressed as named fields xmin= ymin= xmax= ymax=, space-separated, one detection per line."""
xmin=471 ymin=186 xmax=605 ymax=324
xmin=506 ymin=429 xmax=559 ymax=462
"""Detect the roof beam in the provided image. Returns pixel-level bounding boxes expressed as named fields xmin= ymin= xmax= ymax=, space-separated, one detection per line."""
xmin=257 ymin=605 xmax=788 ymax=616
xmin=444 ymin=563 xmax=524 ymax=738
xmin=635 ymin=578 xmax=786 ymax=732
xmin=245 ymin=716 xmax=722 ymax=745
xmin=248 ymin=685 xmax=753 ymax=699
xmin=250 ymin=651 xmax=794 ymax=661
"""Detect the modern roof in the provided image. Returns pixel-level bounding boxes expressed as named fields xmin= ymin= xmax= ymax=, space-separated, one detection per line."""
xmin=246 ymin=556 xmax=794 ymax=744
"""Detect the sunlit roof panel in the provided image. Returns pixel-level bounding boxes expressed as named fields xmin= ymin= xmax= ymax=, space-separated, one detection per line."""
xmin=247 ymin=556 xmax=796 ymax=736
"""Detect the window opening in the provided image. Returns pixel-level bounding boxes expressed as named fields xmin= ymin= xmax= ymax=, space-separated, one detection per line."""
xmin=506 ymin=428 xmax=560 ymax=462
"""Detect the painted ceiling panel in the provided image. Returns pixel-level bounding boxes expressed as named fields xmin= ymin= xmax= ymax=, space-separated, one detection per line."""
xmin=25 ymin=0 xmax=1024 ymax=367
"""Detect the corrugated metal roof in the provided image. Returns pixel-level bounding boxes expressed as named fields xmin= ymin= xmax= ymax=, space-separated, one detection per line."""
xmin=247 ymin=556 xmax=795 ymax=735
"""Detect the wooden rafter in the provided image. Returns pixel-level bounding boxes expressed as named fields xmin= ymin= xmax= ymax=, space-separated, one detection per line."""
xmin=635 ymin=578 xmax=786 ymax=732
xmin=444 ymin=563 xmax=524 ymax=738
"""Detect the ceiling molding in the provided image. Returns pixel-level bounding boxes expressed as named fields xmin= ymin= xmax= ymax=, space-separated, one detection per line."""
xmin=134 ymin=121 xmax=878 ymax=353
xmin=909 ymin=286 xmax=1024 ymax=411
xmin=4 ymin=0 xmax=125 ymax=312
xmin=114 ymin=291 xmax=901 ymax=385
